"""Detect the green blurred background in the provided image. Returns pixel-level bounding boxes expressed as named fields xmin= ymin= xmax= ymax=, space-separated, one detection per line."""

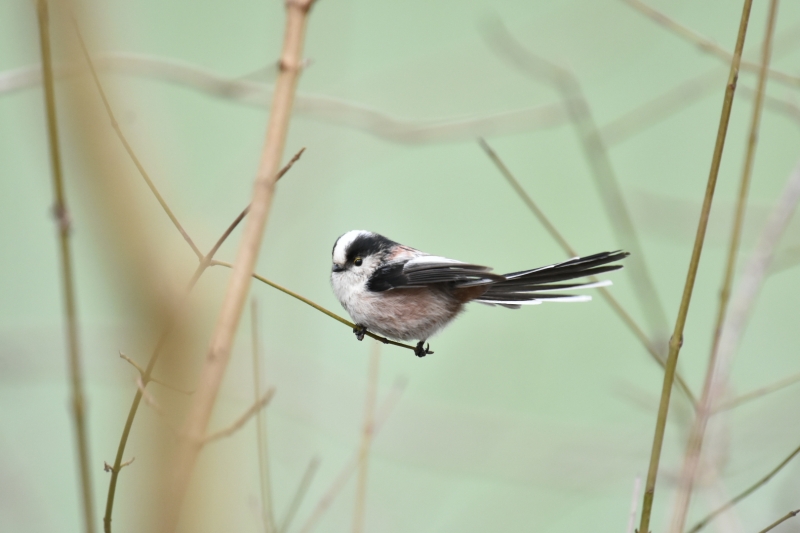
xmin=2 ymin=0 xmax=800 ymax=532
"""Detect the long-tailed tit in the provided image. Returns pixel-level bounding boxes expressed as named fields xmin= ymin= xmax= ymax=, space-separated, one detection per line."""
xmin=330 ymin=230 xmax=628 ymax=357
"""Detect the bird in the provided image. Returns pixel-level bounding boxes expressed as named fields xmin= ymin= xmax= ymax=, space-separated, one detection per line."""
xmin=330 ymin=230 xmax=628 ymax=357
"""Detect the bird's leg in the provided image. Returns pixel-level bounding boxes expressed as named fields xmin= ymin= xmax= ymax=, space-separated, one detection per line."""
xmin=414 ymin=341 xmax=433 ymax=358
xmin=353 ymin=324 xmax=367 ymax=341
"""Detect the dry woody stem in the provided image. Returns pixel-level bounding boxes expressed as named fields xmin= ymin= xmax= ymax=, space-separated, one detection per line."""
xmin=353 ymin=343 xmax=381 ymax=533
xmin=637 ymin=2 xmax=754 ymax=532
xmin=669 ymin=3 xmax=778 ymax=531
xmin=478 ymin=138 xmax=696 ymax=406
xmin=687 ymin=441 xmax=800 ymax=533
xmin=251 ymin=300 xmax=276 ymax=533
xmin=162 ymin=2 xmax=317 ymax=529
xmin=35 ymin=3 xmax=96 ymax=533
xmin=486 ymin=22 xmax=670 ymax=339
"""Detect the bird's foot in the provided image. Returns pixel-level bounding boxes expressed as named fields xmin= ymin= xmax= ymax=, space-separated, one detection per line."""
xmin=414 ymin=341 xmax=433 ymax=358
xmin=353 ymin=324 xmax=367 ymax=341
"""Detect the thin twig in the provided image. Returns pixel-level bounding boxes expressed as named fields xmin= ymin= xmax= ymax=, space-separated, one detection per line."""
xmin=104 ymin=457 xmax=135 ymax=473
xmin=626 ymin=476 xmax=642 ymax=533
xmin=714 ymin=370 xmax=800 ymax=413
xmin=621 ymin=0 xmax=800 ymax=90
xmin=688 ymin=441 xmax=800 ymax=533
xmin=251 ymin=300 xmax=276 ymax=533
xmin=35 ymin=3 xmax=96 ymax=533
xmin=119 ymin=352 xmax=193 ymax=394
xmin=670 ymin=4 xmax=779 ymax=531
xmin=297 ymin=378 xmax=407 ymax=533
xmin=210 ymin=260 xmax=420 ymax=353
xmin=485 ymin=21 xmax=670 ymax=340
xmin=69 ymin=16 xmax=202 ymax=258
xmin=278 ymin=457 xmax=320 ymax=533
xmin=478 ymin=138 xmax=697 ymax=406
xmin=353 ymin=342 xmax=380 ymax=533
xmin=637 ymin=2 xmax=754 ymax=532
xmin=165 ymin=2 xmax=318 ymax=528
xmin=756 ymin=510 xmax=800 ymax=533
xmin=202 ymin=389 xmax=275 ymax=444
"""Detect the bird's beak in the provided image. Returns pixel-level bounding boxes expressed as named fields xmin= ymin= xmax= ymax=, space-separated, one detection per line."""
xmin=331 ymin=263 xmax=344 ymax=273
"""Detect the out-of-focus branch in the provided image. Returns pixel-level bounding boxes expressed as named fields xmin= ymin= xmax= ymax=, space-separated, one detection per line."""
xmin=353 ymin=342 xmax=380 ymax=533
xmin=251 ymin=301 xmax=276 ymax=533
xmin=35 ymin=3 xmax=96 ymax=532
xmin=714 ymin=370 xmax=800 ymax=413
xmin=297 ymin=378 xmax=406 ymax=533
xmin=637 ymin=2 xmax=754 ymax=532
xmin=687 ymin=443 xmax=800 ymax=533
xmin=202 ymin=389 xmax=275 ymax=444
xmin=478 ymin=138 xmax=697 ymax=406
xmin=278 ymin=457 xmax=320 ymax=533
xmin=625 ymin=476 xmax=641 ymax=533
xmin=621 ymin=0 xmax=800 ymax=90
xmin=0 ymin=53 xmax=569 ymax=144
xmin=119 ymin=352 xmax=193 ymax=394
xmin=485 ymin=21 xmax=671 ymax=340
xmin=164 ymin=2 xmax=318 ymax=529
xmin=670 ymin=3 xmax=780 ymax=531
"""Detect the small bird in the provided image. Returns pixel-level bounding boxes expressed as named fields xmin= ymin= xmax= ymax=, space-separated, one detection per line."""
xmin=330 ymin=230 xmax=628 ymax=357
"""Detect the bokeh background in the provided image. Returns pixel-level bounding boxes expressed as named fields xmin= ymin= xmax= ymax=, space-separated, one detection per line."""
xmin=2 ymin=0 xmax=800 ymax=532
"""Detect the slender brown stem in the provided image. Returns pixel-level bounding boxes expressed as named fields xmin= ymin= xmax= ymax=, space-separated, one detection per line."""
xmin=69 ymin=15 xmax=202 ymax=258
xmin=621 ymin=0 xmax=799 ymax=90
xmin=163 ymin=2 xmax=318 ymax=529
xmin=687 ymin=442 xmax=800 ymax=533
xmin=101 ymin=147 xmax=302 ymax=532
xmin=670 ymin=3 xmax=778 ymax=530
xmin=637 ymin=2 xmax=754 ymax=532
xmin=714 ymin=370 xmax=800 ymax=413
xmin=756 ymin=510 xmax=800 ymax=533
xmin=278 ymin=457 xmax=320 ymax=533
xmin=353 ymin=342 xmax=380 ymax=533
xmin=119 ymin=352 xmax=193 ymax=394
xmin=485 ymin=22 xmax=670 ymax=339
xmin=35 ymin=3 xmax=96 ymax=533
xmin=478 ymin=138 xmax=697 ymax=406
xmin=202 ymin=389 xmax=275 ymax=444
xmin=297 ymin=379 xmax=406 ymax=533
xmin=251 ymin=300 xmax=276 ymax=533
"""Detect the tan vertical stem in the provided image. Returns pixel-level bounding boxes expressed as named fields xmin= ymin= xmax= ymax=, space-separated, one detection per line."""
xmin=353 ymin=342 xmax=380 ymax=533
xmin=636 ymin=1 xmax=753 ymax=532
xmin=35 ymin=2 xmax=96 ymax=533
xmin=251 ymin=300 xmax=276 ymax=533
xmin=162 ymin=1 xmax=316 ymax=530
xmin=669 ymin=2 xmax=779 ymax=532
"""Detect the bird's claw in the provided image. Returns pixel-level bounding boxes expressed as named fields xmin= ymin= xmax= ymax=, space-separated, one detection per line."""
xmin=353 ymin=324 xmax=367 ymax=341
xmin=414 ymin=341 xmax=433 ymax=358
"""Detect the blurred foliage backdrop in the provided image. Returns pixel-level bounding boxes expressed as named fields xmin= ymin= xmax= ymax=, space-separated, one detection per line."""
xmin=2 ymin=0 xmax=800 ymax=532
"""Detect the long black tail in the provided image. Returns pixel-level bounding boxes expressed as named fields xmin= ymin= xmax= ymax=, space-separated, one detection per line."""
xmin=475 ymin=250 xmax=629 ymax=308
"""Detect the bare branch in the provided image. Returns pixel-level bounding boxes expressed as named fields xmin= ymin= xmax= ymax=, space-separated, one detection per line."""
xmin=202 ymin=389 xmax=276 ymax=445
xmin=484 ymin=20 xmax=670 ymax=339
xmin=297 ymin=378 xmax=407 ymax=533
xmin=621 ymin=0 xmax=800 ymax=90
xmin=478 ymin=138 xmax=697 ymax=406
xmin=757 ymin=510 xmax=800 ymax=533
xmin=119 ymin=352 xmax=193 ymax=395
xmin=688 ymin=442 xmax=800 ymax=533
xmin=278 ymin=457 xmax=320 ymax=533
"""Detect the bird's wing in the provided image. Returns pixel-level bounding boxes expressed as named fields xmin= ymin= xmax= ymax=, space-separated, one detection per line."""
xmin=366 ymin=255 xmax=504 ymax=292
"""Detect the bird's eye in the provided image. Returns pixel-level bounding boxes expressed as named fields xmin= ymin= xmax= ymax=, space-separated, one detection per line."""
xmin=354 ymin=257 xmax=363 ymax=266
